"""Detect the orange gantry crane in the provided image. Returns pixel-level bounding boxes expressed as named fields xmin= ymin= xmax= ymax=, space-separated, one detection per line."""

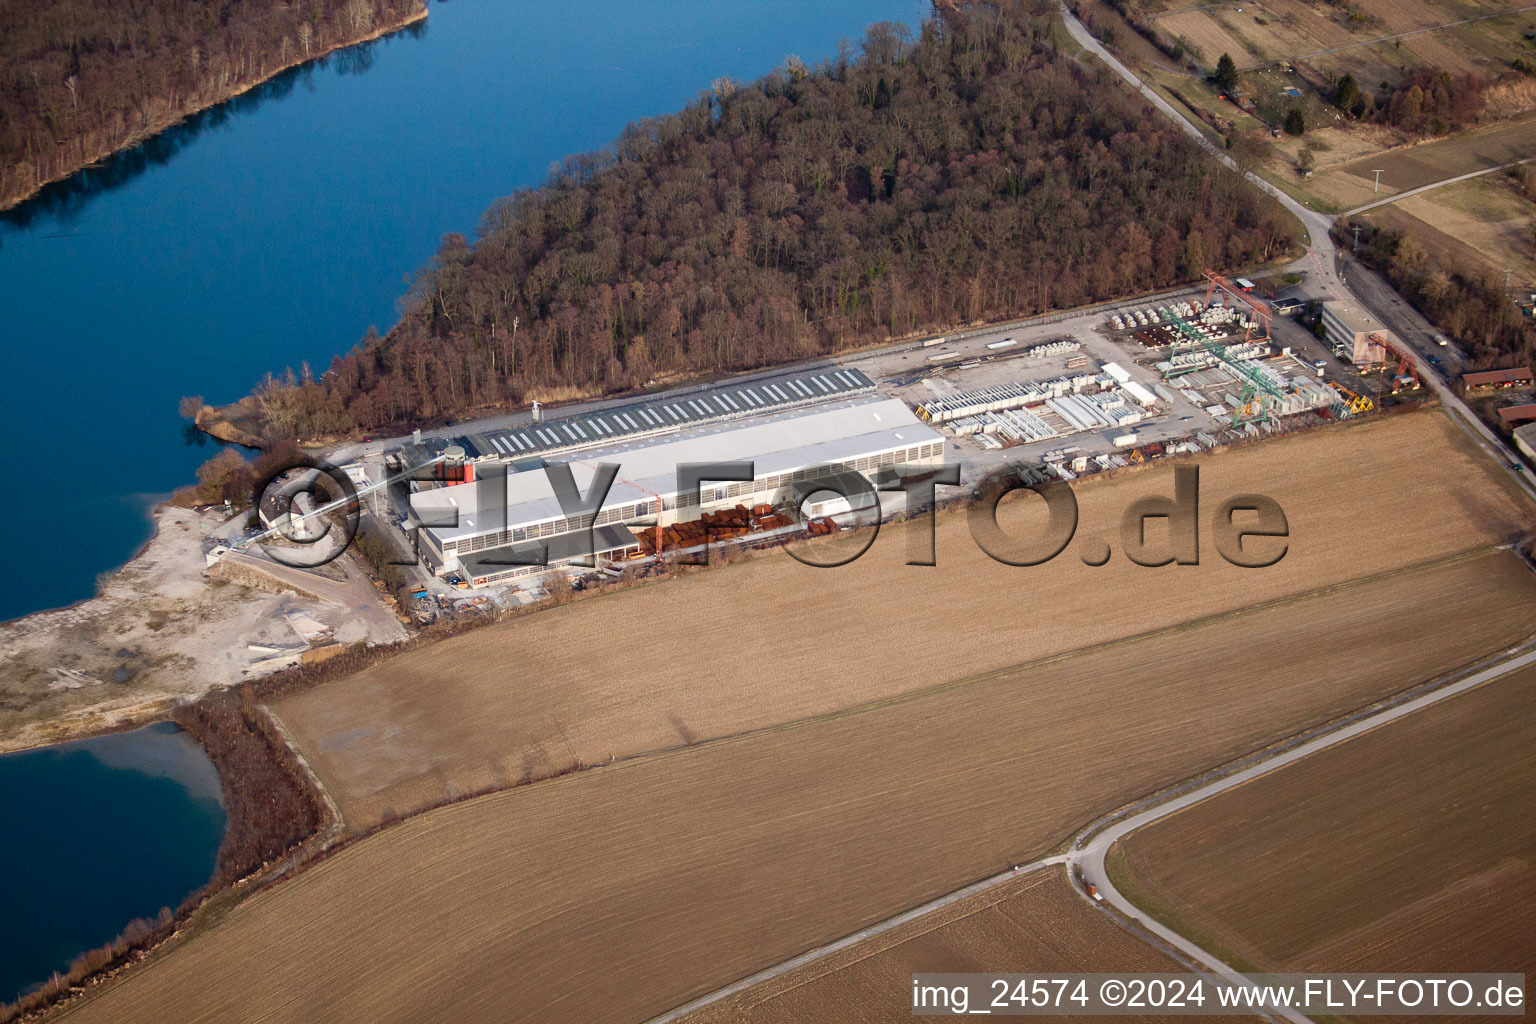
xmin=1203 ymin=270 xmax=1274 ymax=344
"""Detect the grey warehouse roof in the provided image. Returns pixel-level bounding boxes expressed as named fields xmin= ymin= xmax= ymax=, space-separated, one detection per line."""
xmin=411 ymin=396 xmax=942 ymax=547
xmin=433 ymin=367 xmax=875 ymax=463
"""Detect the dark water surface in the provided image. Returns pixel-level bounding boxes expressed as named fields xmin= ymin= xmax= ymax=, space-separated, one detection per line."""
xmin=0 ymin=722 xmax=226 ymax=1001
xmin=0 ymin=0 xmax=926 ymax=623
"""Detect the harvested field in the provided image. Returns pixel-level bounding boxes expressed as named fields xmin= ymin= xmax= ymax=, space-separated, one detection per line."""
xmin=55 ymin=550 xmax=1536 ymax=1024
xmin=1339 ymin=113 xmax=1536 ymax=194
xmin=1113 ymin=663 xmax=1536 ymax=981
xmin=1362 ymin=177 xmax=1536 ymax=289
xmin=1150 ymin=0 xmax=1526 ymax=73
xmin=1141 ymin=0 xmax=1536 ymax=208
xmin=682 ymin=867 xmax=1230 ymax=1024
xmin=1362 ymin=205 xmax=1501 ymax=283
xmin=273 ymin=411 xmax=1533 ymax=829
xmin=1390 ymin=177 xmax=1536 ymax=287
xmin=1157 ymin=10 xmax=1256 ymax=68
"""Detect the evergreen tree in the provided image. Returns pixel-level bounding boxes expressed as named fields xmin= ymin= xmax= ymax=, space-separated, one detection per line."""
xmin=1215 ymin=53 xmax=1239 ymax=91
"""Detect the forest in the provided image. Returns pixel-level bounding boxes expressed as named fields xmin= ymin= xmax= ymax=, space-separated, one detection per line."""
xmin=1333 ymin=69 xmax=1490 ymax=136
xmin=0 ymin=0 xmax=425 ymax=210
xmin=240 ymin=0 xmax=1296 ymax=438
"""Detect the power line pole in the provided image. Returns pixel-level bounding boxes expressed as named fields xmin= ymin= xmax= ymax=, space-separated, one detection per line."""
xmin=1371 ymin=169 xmax=1385 ymax=193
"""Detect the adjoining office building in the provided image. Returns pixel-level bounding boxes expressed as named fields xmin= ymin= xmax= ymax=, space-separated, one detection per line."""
xmin=1320 ymin=301 xmax=1393 ymax=365
xmin=409 ymin=394 xmax=945 ymax=587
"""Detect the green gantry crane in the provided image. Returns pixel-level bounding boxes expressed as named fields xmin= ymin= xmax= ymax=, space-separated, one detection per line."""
xmin=1161 ymin=309 xmax=1346 ymax=425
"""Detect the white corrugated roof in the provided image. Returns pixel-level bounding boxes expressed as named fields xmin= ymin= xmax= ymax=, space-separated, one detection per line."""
xmin=413 ymin=397 xmax=940 ymax=544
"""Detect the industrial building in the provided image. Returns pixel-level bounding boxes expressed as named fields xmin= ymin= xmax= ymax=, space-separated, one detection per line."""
xmin=1514 ymin=422 xmax=1536 ymax=461
xmin=408 ymin=391 xmax=944 ymax=587
xmin=1320 ymin=301 xmax=1393 ymax=365
xmin=402 ymin=367 xmax=877 ymax=468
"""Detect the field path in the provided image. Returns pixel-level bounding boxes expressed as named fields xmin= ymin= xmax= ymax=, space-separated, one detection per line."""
xmin=1345 ymin=158 xmax=1536 ymax=216
xmin=655 ymin=634 xmax=1536 ymax=1024
xmin=645 ymin=856 xmax=1069 ymax=1024
xmin=646 ymin=552 xmax=1536 ymax=1024
xmin=1063 ymin=640 xmax=1536 ymax=1022
xmin=1270 ymin=5 xmax=1536 ymax=65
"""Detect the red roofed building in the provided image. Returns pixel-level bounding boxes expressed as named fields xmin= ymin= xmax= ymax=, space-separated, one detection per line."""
xmin=1463 ymin=367 xmax=1534 ymax=390
xmin=1497 ymin=403 xmax=1536 ymax=426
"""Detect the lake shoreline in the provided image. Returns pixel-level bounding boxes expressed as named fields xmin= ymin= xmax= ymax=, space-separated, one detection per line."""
xmin=0 ymin=500 xmax=411 ymax=756
xmin=0 ymin=6 xmax=428 ymax=215
xmin=0 ymin=722 xmax=228 ymax=1012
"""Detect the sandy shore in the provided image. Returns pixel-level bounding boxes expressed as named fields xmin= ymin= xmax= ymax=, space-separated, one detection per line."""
xmin=0 ymin=505 xmax=407 ymax=753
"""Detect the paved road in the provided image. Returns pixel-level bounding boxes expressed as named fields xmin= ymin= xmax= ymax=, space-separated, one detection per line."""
xmin=640 ymin=23 xmax=1536 ymax=1023
xmin=1345 ymin=158 xmax=1536 ymax=215
xmin=1065 ymin=641 xmax=1536 ymax=1023
xmin=1060 ymin=2 xmax=1536 ymax=504
xmin=323 ymin=282 xmax=1218 ymax=470
xmin=1341 ymin=256 xmax=1536 ymax=502
xmin=643 ymin=633 xmax=1536 ymax=1024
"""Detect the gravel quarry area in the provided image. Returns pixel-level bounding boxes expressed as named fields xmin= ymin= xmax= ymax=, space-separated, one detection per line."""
xmin=0 ymin=506 xmax=406 ymax=753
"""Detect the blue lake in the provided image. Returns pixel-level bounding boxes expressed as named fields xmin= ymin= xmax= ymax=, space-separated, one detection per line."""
xmin=0 ymin=0 xmax=927 ymax=624
xmin=0 ymin=722 xmax=227 ymax=1002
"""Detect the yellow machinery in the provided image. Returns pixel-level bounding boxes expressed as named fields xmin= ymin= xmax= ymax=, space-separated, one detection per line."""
xmin=1331 ymin=383 xmax=1374 ymax=415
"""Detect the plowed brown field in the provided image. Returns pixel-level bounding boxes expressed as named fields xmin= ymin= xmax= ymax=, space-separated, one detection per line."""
xmin=1114 ymin=664 xmax=1536 ymax=983
xmin=56 ymin=548 xmax=1536 ymax=1024
xmin=682 ymin=867 xmax=1234 ymax=1024
xmin=274 ymin=411 xmax=1531 ymax=829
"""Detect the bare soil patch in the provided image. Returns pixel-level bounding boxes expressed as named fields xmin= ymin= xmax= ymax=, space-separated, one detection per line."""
xmin=1339 ymin=114 xmax=1536 ymax=193
xmin=0 ymin=507 xmax=408 ymax=752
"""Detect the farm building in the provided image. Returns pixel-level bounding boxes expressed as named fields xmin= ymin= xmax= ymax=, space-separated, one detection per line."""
xmin=1463 ymin=367 xmax=1534 ymax=391
xmin=1497 ymin=403 xmax=1536 ymax=427
xmin=1320 ymin=301 xmax=1393 ymax=365
xmin=409 ymin=395 xmax=945 ymax=586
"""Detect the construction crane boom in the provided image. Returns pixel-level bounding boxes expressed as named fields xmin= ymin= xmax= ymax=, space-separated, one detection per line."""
xmin=234 ymin=453 xmax=447 ymax=551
